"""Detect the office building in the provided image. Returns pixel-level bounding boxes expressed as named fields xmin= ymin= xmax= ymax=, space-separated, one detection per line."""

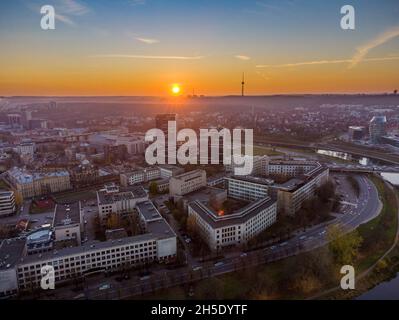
xmin=159 ymin=165 xmax=184 ymax=179
xmin=120 ymin=167 xmax=161 ymax=187
xmin=0 ymin=200 xmax=176 ymax=297
xmin=97 ymin=184 xmax=148 ymax=221
xmin=169 ymin=169 xmax=207 ymax=198
xmin=348 ymin=126 xmax=365 ymax=141
xmin=53 ymin=202 xmax=83 ymax=245
xmin=6 ymin=167 xmax=71 ymax=199
xmin=369 ymin=115 xmax=387 ymax=144
xmin=188 ymin=196 xmax=277 ymax=251
xmin=226 ymin=176 xmax=273 ymax=202
xmin=272 ymin=164 xmax=329 ymax=216
xmin=0 ymin=190 xmax=16 ymax=217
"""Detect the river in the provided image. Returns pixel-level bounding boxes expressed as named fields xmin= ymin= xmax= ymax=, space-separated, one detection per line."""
xmin=356 ymin=172 xmax=399 ymax=299
xmin=357 ymin=274 xmax=399 ymax=300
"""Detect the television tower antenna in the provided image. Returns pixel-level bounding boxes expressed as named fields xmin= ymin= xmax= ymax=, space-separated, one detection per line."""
xmin=241 ymin=72 xmax=245 ymax=97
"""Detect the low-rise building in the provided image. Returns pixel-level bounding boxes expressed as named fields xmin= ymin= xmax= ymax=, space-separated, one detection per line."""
xmin=273 ymin=165 xmax=329 ymax=215
xmin=169 ymin=169 xmax=207 ymax=198
xmin=0 ymin=199 xmax=177 ymax=297
xmin=226 ymin=161 xmax=329 ymax=216
xmin=120 ymin=167 xmax=161 ymax=187
xmin=159 ymin=165 xmax=184 ymax=179
xmin=14 ymin=142 xmax=35 ymax=157
xmin=6 ymin=167 xmax=71 ymax=199
xmin=53 ymin=202 xmax=83 ymax=245
xmin=97 ymin=184 xmax=148 ymax=222
xmin=226 ymin=176 xmax=273 ymax=202
xmin=267 ymin=160 xmax=318 ymax=177
xmin=188 ymin=196 xmax=277 ymax=251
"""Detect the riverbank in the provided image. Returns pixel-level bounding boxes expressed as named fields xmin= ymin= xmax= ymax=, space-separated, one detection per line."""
xmin=316 ymin=175 xmax=399 ymax=299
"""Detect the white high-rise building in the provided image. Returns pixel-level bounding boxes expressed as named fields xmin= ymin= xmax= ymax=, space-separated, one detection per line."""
xmin=369 ymin=115 xmax=387 ymax=144
xmin=0 ymin=190 xmax=16 ymax=217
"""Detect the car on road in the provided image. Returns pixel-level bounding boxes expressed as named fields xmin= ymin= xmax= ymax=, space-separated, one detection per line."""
xmin=192 ymin=266 xmax=202 ymax=271
xmin=270 ymin=245 xmax=277 ymax=250
xmin=140 ymin=275 xmax=151 ymax=281
xmin=99 ymin=284 xmax=111 ymax=291
xmin=240 ymin=253 xmax=247 ymax=257
xmin=279 ymin=242 xmax=288 ymax=247
xmin=30 ymin=219 xmax=39 ymax=223
xmin=214 ymin=262 xmax=224 ymax=267
xmin=73 ymin=293 xmax=86 ymax=300
xmin=319 ymin=230 xmax=326 ymax=236
xmin=185 ymin=238 xmax=191 ymax=244
xmin=299 ymin=235 xmax=307 ymax=240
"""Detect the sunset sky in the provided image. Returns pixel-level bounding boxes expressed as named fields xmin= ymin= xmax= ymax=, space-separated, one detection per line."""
xmin=0 ymin=0 xmax=398 ymax=96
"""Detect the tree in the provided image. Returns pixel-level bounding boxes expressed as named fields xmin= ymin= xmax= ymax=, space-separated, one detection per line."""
xmin=106 ymin=213 xmax=121 ymax=230
xmin=279 ymin=248 xmax=334 ymax=295
xmin=327 ymin=224 xmax=363 ymax=266
xmin=149 ymin=182 xmax=158 ymax=195
xmin=186 ymin=215 xmax=197 ymax=235
xmin=13 ymin=190 xmax=23 ymax=207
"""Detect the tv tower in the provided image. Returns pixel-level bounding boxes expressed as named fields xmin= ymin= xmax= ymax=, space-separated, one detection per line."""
xmin=241 ymin=72 xmax=245 ymax=97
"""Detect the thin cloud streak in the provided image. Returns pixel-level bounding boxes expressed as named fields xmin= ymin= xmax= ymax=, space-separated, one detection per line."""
xmin=61 ymin=0 xmax=90 ymax=16
xmin=90 ymin=54 xmax=204 ymax=60
xmin=135 ymin=37 xmax=160 ymax=44
xmin=235 ymin=55 xmax=251 ymax=60
xmin=256 ymin=55 xmax=399 ymax=68
xmin=55 ymin=13 xmax=76 ymax=26
xmin=350 ymin=26 xmax=399 ymax=68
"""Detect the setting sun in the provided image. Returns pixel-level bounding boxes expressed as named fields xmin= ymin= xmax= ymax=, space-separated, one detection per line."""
xmin=171 ymin=84 xmax=181 ymax=95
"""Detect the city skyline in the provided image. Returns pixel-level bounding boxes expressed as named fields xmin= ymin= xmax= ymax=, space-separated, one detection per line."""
xmin=0 ymin=0 xmax=399 ymax=96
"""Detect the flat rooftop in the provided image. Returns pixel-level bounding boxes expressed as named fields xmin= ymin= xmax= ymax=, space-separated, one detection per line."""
xmin=53 ymin=202 xmax=81 ymax=227
xmin=18 ymin=231 xmax=174 ymax=266
xmin=189 ymin=197 xmax=276 ymax=228
xmin=146 ymin=218 xmax=176 ymax=237
xmin=97 ymin=186 xmax=147 ymax=205
xmin=136 ymin=200 xmax=162 ymax=222
xmin=173 ymin=169 xmax=205 ymax=182
xmin=7 ymin=167 xmax=69 ymax=185
xmin=227 ymin=175 xmax=274 ymax=185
